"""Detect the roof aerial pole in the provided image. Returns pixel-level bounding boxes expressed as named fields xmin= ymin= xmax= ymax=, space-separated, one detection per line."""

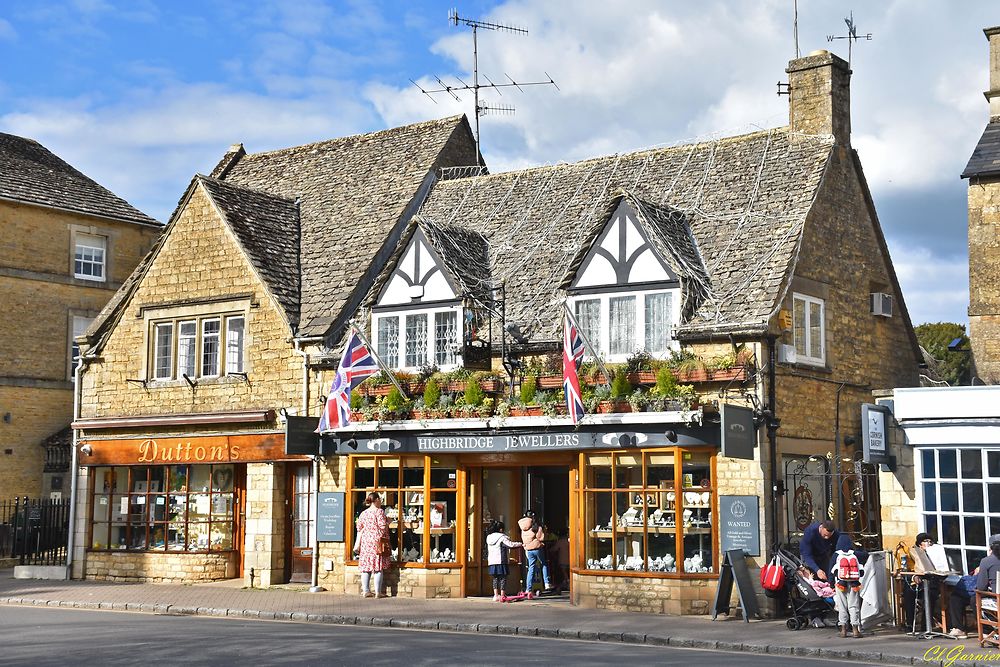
xmin=410 ymin=9 xmax=559 ymax=165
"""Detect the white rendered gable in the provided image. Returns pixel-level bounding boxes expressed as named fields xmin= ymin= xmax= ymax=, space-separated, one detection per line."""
xmin=378 ymin=229 xmax=458 ymax=306
xmin=572 ymin=203 xmax=674 ymax=288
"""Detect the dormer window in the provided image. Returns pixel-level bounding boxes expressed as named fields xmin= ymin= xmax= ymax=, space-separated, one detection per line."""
xmin=567 ymin=199 xmax=685 ymax=361
xmin=372 ymin=227 xmax=464 ymax=371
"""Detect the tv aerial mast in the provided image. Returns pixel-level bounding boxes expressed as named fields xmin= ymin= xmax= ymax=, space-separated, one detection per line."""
xmin=411 ymin=9 xmax=558 ymax=164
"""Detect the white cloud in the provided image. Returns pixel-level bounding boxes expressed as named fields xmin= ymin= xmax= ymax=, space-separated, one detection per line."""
xmin=0 ymin=18 xmax=16 ymax=41
xmin=889 ymin=243 xmax=969 ymax=326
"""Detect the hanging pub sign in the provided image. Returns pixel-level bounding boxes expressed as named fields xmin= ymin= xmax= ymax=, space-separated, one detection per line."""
xmin=720 ymin=404 xmax=756 ymax=460
xmin=861 ymin=403 xmax=892 ymax=465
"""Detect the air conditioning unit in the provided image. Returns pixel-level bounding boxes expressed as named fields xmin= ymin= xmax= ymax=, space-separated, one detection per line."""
xmin=777 ymin=343 xmax=797 ymax=364
xmin=870 ymin=292 xmax=893 ymax=317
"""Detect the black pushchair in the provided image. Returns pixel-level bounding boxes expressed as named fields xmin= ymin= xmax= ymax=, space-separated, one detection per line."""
xmin=773 ymin=545 xmax=837 ymax=630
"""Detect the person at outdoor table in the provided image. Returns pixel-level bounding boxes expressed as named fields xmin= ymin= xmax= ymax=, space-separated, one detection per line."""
xmin=902 ymin=533 xmax=940 ymax=630
xmin=947 ymin=570 xmax=978 ymax=639
xmin=800 ymin=520 xmax=839 ymax=581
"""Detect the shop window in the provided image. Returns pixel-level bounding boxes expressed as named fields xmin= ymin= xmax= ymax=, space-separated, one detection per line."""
xmin=350 ymin=455 xmax=458 ymax=566
xmin=918 ymin=447 xmax=998 ymax=574
xmin=148 ymin=313 xmax=246 ymax=382
xmin=89 ymin=464 xmax=237 ymax=552
xmin=581 ymin=449 xmax=714 ymax=575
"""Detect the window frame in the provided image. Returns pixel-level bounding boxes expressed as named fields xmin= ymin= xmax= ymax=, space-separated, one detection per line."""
xmin=372 ymin=304 xmax=463 ymax=372
xmin=87 ymin=464 xmax=239 ymax=553
xmin=568 ymin=288 xmax=680 ymax=362
xmin=69 ymin=314 xmax=95 ymax=381
xmin=347 ymin=455 xmax=458 ymax=568
xmin=792 ymin=292 xmax=826 ymax=366
xmin=578 ymin=448 xmax=717 ymax=578
xmin=73 ymin=233 xmax=107 ymax=282
xmin=147 ymin=312 xmax=246 ymax=383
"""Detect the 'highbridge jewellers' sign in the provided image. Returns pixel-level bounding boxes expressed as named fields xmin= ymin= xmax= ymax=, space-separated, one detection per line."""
xmin=326 ymin=426 xmax=719 ymax=455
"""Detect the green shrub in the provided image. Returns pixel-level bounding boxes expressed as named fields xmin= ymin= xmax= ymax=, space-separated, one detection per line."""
xmin=423 ymin=378 xmax=441 ymax=409
xmin=610 ymin=372 xmax=632 ymax=400
xmin=520 ymin=375 xmax=538 ymax=404
xmin=350 ymin=389 xmax=364 ymax=410
xmin=384 ymin=387 xmax=408 ymax=413
xmin=654 ymin=367 xmax=679 ymax=397
xmin=464 ymin=378 xmax=484 ymax=407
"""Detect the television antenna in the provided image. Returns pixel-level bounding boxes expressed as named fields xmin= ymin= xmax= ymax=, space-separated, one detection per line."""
xmin=411 ymin=9 xmax=558 ymax=164
xmin=826 ymin=11 xmax=872 ymax=67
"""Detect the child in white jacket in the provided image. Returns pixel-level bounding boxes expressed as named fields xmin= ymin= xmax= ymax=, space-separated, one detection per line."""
xmin=486 ymin=520 xmax=522 ymax=601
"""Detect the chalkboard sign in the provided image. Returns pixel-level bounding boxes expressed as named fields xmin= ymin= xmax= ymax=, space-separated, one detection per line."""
xmin=285 ymin=416 xmax=320 ymax=456
xmin=316 ymin=492 xmax=345 ymax=542
xmin=711 ymin=549 xmax=760 ymax=622
xmin=720 ymin=495 xmax=760 ymax=556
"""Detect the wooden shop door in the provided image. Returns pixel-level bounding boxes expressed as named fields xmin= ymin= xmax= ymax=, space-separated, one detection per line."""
xmin=287 ymin=463 xmax=314 ymax=583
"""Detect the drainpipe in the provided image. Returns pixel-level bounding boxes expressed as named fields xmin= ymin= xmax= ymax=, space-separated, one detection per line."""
xmin=765 ymin=335 xmax=780 ymax=553
xmin=833 ymin=381 xmax=847 ymax=525
xmin=294 ymin=338 xmax=325 ymax=593
xmin=66 ymin=351 xmax=92 ymax=575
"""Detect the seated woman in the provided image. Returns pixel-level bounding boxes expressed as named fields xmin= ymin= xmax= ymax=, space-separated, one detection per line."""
xmin=901 ymin=533 xmax=940 ymax=631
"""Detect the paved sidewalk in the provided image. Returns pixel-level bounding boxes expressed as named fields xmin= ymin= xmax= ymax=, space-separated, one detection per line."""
xmin=0 ymin=570 xmax=993 ymax=666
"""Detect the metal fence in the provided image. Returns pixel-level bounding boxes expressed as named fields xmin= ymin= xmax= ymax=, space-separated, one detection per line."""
xmin=0 ymin=497 xmax=71 ymax=566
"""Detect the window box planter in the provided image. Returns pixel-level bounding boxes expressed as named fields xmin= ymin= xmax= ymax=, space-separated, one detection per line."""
xmin=510 ymin=405 xmax=544 ymax=417
xmin=625 ymin=371 xmax=658 ymax=386
xmin=596 ymin=400 xmax=633 ymax=414
xmin=443 ymin=378 xmax=504 ymax=393
xmin=674 ymin=367 xmax=746 ymax=383
xmin=537 ymin=375 xmax=563 ymax=390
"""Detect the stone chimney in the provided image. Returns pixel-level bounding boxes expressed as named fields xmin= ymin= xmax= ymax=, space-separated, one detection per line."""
xmin=985 ymin=26 xmax=1000 ymax=119
xmin=786 ymin=50 xmax=852 ymax=146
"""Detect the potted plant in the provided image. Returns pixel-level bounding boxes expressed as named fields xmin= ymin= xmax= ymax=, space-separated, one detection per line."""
xmin=624 ymin=351 xmax=658 ymax=385
xmin=597 ymin=373 xmax=633 ymax=413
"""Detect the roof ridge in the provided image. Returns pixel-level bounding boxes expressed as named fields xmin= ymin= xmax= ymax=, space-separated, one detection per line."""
xmin=195 ymin=173 xmax=299 ymax=205
xmin=240 ymin=115 xmax=466 ymax=160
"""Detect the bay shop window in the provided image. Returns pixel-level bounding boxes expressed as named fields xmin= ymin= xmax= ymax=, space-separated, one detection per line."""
xmin=581 ymin=449 xmax=716 ymax=575
xmin=349 ymin=456 xmax=458 ymax=565
xmin=89 ymin=464 xmax=238 ymax=552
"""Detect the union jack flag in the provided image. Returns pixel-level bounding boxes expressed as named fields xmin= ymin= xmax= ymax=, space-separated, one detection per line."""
xmin=316 ymin=328 xmax=379 ymax=432
xmin=563 ymin=314 xmax=586 ymax=423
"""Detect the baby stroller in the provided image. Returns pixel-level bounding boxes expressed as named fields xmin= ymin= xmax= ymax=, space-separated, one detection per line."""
xmin=773 ymin=545 xmax=837 ymax=630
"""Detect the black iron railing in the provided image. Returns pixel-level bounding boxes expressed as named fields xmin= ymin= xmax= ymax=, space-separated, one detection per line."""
xmin=0 ymin=497 xmax=71 ymax=565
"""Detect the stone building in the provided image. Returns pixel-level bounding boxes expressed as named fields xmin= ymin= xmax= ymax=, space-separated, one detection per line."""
xmin=962 ymin=26 xmax=1000 ymax=384
xmin=72 ymin=116 xmax=479 ymax=584
xmin=70 ymin=51 xmax=920 ymax=615
xmin=0 ymin=133 xmax=160 ymax=500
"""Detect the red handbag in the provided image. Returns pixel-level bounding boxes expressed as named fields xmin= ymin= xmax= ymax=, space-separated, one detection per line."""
xmin=760 ymin=556 xmax=786 ymax=591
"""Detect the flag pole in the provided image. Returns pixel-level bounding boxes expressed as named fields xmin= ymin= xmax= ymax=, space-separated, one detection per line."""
xmin=347 ymin=321 xmax=409 ymax=398
xmin=562 ymin=302 xmax=613 ymax=387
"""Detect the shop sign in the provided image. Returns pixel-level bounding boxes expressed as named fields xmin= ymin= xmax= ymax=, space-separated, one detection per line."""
xmin=861 ymin=403 xmax=892 ymax=465
xmin=720 ymin=404 xmax=756 ymax=460
xmin=78 ymin=433 xmax=306 ymax=465
xmin=285 ymin=416 xmax=320 ymax=455
xmin=719 ymin=495 xmax=760 ymax=556
xmin=331 ymin=426 xmax=720 ymax=454
xmin=316 ymin=492 xmax=345 ymax=542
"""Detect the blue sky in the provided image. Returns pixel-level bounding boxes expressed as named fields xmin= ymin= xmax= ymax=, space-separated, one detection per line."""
xmin=1 ymin=1 xmax=994 ymax=327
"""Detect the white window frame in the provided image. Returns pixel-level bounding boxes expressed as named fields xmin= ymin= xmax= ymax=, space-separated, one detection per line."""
xmin=916 ymin=446 xmax=997 ymax=575
xmin=148 ymin=312 xmax=246 ymax=382
xmin=372 ymin=305 xmax=463 ymax=372
xmin=792 ymin=292 xmax=826 ymax=366
xmin=69 ymin=315 xmax=94 ymax=381
xmin=226 ymin=316 xmax=245 ymax=374
xmin=568 ymin=288 xmax=680 ymax=363
xmin=74 ymin=233 xmax=107 ymax=282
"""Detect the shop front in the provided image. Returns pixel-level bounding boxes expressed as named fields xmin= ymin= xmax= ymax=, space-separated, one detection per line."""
xmin=73 ymin=424 xmax=311 ymax=584
xmin=324 ymin=421 xmax=729 ymax=614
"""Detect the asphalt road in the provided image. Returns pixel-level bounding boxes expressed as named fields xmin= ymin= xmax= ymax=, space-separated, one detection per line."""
xmin=0 ymin=605 xmax=877 ymax=666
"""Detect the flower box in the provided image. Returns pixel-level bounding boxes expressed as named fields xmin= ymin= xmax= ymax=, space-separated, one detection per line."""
xmin=596 ymin=401 xmax=633 ymax=414
xmin=444 ymin=379 xmax=505 ymax=393
xmin=626 ymin=371 xmax=658 ymax=386
xmin=537 ymin=375 xmax=563 ymax=390
xmin=674 ymin=367 xmax=746 ymax=383
xmin=510 ymin=405 xmax=544 ymax=417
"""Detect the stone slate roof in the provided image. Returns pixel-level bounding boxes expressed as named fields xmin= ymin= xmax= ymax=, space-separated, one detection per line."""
xmin=410 ymin=128 xmax=834 ymax=341
xmin=197 ymin=175 xmax=301 ymax=328
xmin=961 ymin=121 xmax=1000 ymax=179
xmin=0 ymin=132 xmax=159 ymax=225
xmin=218 ymin=115 xmax=478 ymax=338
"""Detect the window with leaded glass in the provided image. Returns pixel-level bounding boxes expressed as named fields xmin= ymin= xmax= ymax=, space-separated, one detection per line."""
xmin=575 ymin=299 xmax=601 ymax=351
xmin=405 ymin=313 xmax=428 ymax=368
xmin=154 ymin=323 xmax=173 ymax=380
xmin=434 ymin=311 xmax=458 ymax=366
xmin=178 ymin=320 xmax=197 ymax=377
xmin=377 ymin=316 xmax=400 ymax=368
xmin=226 ymin=316 xmax=245 ymax=373
xmin=201 ymin=318 xmax=220 ymax=376
xmin=644 ymin=292 xmax=671 ymax=353
xmin=609 ymin=295 xmax=636 ymax=355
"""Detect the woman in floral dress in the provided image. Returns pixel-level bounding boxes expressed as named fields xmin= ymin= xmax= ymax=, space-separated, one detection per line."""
xmin=356 ymin=491 xmax=390 ymax=597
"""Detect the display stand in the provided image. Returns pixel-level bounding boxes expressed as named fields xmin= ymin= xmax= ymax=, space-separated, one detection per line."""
xmin=711 ymin=549 xmax=760 ymax=622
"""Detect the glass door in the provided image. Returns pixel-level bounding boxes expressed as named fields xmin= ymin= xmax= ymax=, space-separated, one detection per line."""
xmin=465 ymin=467 xmax=523 ymax=596
xmin=288 ymin=463 xmax=314 ymax=583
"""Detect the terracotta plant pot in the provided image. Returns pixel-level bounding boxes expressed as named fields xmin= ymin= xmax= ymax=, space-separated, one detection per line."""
xmin=596 ymin=401 xmax=632 ymax=414
xmin=674 ymin=367 xmax=746 ymax=383
xmin=510 ymin=405 xmax=544 ymax=417
xmin=537 ymin=375 xmax=563 ymax=390
xmin=625 ymin=371 xmax=658 ymax=386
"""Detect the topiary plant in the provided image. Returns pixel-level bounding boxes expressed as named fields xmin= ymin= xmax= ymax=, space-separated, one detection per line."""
xmin=423 ymin=378 xmax=441 ymax=410
xmin=464 ymin=377 xmax=484 ymax=407
xmin=384 ymin=386 xmax=408 ymax=414
xmin=610 ymin=372 xmax=632 ymax=400
xmin=653 ymin=367 xmax=679 ymax=397
xmin=520 ymin=375 xmax=538 ymax=405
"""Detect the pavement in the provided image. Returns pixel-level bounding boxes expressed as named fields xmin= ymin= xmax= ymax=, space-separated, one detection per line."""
xmin=0 ymin=570 xmax=996 ymax=666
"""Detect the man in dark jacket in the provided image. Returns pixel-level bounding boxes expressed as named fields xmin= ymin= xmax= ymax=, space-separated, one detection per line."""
xmin=801 ymin=520 xmax=839 ymax=581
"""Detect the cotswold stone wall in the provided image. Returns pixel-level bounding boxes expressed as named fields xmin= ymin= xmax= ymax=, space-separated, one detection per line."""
xmin=340 ymin=566 xmax=462 ymax=599
xmin=573 ymin=573 xmax=717 ymax=615
xmin=0 ymin=199 xmax=159 ymax=499
xmin=85 ymin=551 xmax=237 ymax=582
xmin=968 ymin=181 xmax=1000 ymax=384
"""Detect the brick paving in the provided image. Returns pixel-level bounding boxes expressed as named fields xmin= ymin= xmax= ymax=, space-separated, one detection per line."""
xmin=0 ymin=570 xmax=995 ymax=666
